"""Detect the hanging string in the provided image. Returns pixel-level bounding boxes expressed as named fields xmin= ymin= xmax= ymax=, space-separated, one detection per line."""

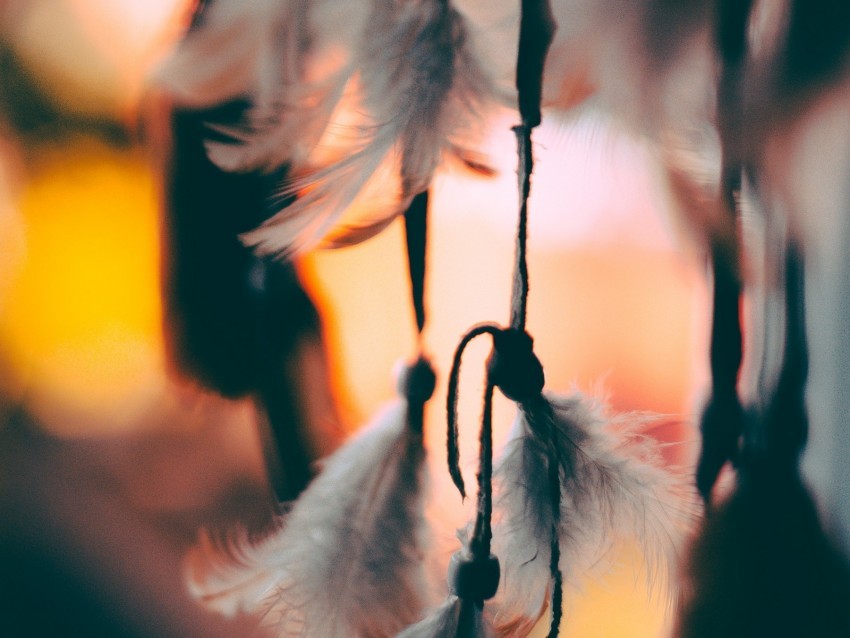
xmin=447 ymin=323 xmax=502 ymax=498
xmin=510 ymin=0 xmax=554 ymax=330
xmin=511 ymin=125 xmax=533 ymax=331
xmin=470 ymin=382 xmax=496 ymax=561
xmin=443 ymin=0 xmax=557 ymax=633
xmin=402 ymin=190 xmax=437 ymax=425
xmin=405 ymin=191 xmax=430 ymax=340
xmin=695 ymin=0 xmax=752 ymax=505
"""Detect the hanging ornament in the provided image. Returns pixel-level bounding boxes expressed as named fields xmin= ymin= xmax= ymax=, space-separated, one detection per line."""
xmin=399 ymin=348 xmax=501 ymax=638
xmin=159 ymin=0 xmax=495 ymax=256
xmin=185 ymin=361 xmax=434 ymax=635
xmin=678 ymin=244 xmax=850 ymax=637
xmin=399 ymin=4 xmax=555 ymax=634
xmin=435 ymin=2 xmax=697 ymax=635
xmin=184 ymin=191 xmax=440 ymax=637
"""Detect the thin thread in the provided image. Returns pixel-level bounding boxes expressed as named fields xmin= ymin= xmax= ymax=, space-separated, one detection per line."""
xmin=401 ymin=191 xmax=431 ymax=443
xmin=513 ymin=1 xmax=561 ymax=633
xmin=403 ymin=191 xmax=430 ymax=341
xmin=471 ymin=381 xmax=496 ymax=560
xmin=446 ymin=323 xmax=502 ymax=498
xmin=510 ymin=125 xmax=533 ymax=331
xmin=535 ymin=397 xmax=564 ymax=638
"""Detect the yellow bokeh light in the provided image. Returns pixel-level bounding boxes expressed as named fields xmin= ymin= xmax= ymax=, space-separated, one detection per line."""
xmin=0 ymin=137 xmax=164 ymax=435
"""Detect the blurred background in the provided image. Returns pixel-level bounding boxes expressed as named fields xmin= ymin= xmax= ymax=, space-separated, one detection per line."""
xmin=0 ymin=1 xmax=709 ymax=635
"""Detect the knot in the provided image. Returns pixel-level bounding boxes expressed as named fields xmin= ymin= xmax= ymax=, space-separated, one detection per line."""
xmin=486 ymin=328 xmax=545 ymax=402
xmin=396 ymin=356 xmax=436 ymax=404
xmin=448 ymin=549 xmax=500 ymax=602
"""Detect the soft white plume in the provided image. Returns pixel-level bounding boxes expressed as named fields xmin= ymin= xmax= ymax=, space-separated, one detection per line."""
xmin=241 ymin=0 xmax=492 ymax=256
xmin=489 ymin=392 xmax=699 ymax=633
xmin=397 ymin=596 xmax=492 ymax=638
xmin=160 ymin=0 xmax=492 ymax=256
xmin=184 ymin=401 xmax=432 ymax=637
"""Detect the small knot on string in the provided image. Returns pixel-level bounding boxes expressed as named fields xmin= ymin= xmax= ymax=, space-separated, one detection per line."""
xmin=397 ymin=356 xmax=437 ymax=405
xmin=487 ymin=328 xmax=545 ymax=402
xmin=448 ymin=549 xmax=501 ymax=603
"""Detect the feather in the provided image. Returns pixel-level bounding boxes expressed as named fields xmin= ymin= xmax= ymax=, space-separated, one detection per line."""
xmin=398 ymin=596 xmax=493 ymax=638
xmin=237 ymin=0 xmax=493 ymax=255
xmin=184 ymin=401 xmax=432 ymax=637
xmin=184 ymin=526 xmax=284 ymax=618
xmin=489 ymin=392 xmax=698 ymax=633
xmin=160 ymin=0 xmax=369 ymax=171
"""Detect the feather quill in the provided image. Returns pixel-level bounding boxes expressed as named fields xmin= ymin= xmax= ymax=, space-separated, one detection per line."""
xmin=184 ymin=401 xmax=431 ymax=637
xmin=490 ymin=391 xmax=698 ymax=633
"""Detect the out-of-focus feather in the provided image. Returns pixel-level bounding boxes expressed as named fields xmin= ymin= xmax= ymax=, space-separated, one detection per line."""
xmin=184 ymin=401 xmax=431 ymax=637
xmin=490 ymin=392 xmax=698 ymax=633
xmin=398 ymin=596 xmax=492 ymax=638
xmin=184 ymin=527 xmax=283 ymax=618
xmin=241 ymin=0 xmax=492 ymax=256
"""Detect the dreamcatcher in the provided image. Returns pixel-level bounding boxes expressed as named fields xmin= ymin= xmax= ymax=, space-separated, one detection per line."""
xmin=157 ymin=0 xmax=850 ymax=637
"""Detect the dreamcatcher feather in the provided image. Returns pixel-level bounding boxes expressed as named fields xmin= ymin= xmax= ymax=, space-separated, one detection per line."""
xmin=184 ymin=184 xmax=439 ymax=637
xmin=160 ymin=0 xmax=494 ymax=256
xmin=185 ymin=380 xmax=434 ymax=636
xmin=490 ymin=393 xmax=695 ymax=633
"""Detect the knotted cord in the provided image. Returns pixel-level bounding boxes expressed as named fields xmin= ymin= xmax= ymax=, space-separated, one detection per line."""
xmin=443 ymin=0 xmax=559 ymax=632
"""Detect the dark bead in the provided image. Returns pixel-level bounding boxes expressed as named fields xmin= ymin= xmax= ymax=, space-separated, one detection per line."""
xmin=448 ymin=550 xmax=500 ymax=602
xmin=397 ymin=356 xmax=437 ymax=404
xmin=487 ymin=329 xmax=545 ymax=402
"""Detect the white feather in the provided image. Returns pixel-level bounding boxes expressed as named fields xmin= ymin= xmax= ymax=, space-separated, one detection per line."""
xmin=185 ymin=401 xmax=432 ymax=637
xmin=238 ymin=0 xmax=488 ymax=254
xmin=490 ymin=392 xmax=699 ymax=633
xmin=229 ymin=0 xmax=493 ymax=255
xmin=397 ymin=596 xmax=493 ymax=638
xmin=183 ymin=526 xmax=284 ymax=618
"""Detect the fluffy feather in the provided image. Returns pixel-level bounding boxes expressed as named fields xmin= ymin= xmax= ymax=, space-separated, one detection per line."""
xmin=240 ymin=0 xmax=492 ymax=256
xmin=184 ymin=526 xmax=284 ymax=618
xmin=397 ymin=596 xmax=492 ymax=638
xmin=160 ymin=0 xmax=369 ymax=171
xmin=184 ymin=401 xmax=432 ymax=637
xmin=489 ymin=392 xmax=698 ymax=633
